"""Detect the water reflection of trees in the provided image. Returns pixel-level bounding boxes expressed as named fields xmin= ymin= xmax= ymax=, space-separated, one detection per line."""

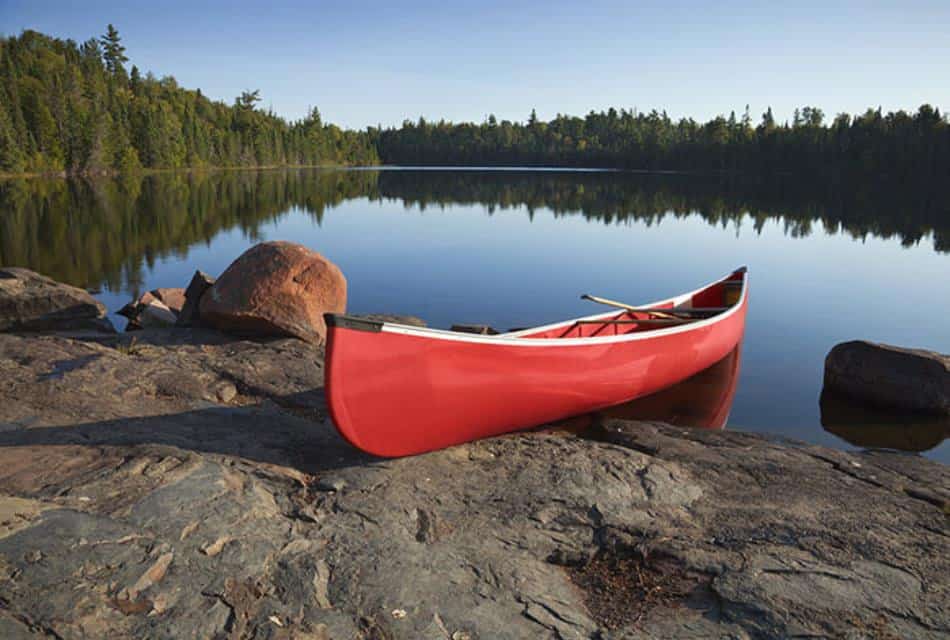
xmin=0 ymin=168 xmax=946 ymax=291
xmin=0 ymin=169 xmax=379 ymax=291
xmin=373 ymin=170 xmax=949 ymax=252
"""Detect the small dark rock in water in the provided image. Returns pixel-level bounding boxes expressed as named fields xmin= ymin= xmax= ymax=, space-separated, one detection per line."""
xmin=824 ymin=340 xmax=950 ymax=415
xmin=175 ymin=270 xmax=215 ymax=327
xmin=450 ymin=323 xmax=499 ymax=335
xmin=0 ymin=267 xmax=115 ymax=334
xmin=355 ymin=314 xmax=427 ymax=327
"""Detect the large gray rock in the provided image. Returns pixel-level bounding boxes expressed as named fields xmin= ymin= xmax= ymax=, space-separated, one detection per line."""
xmin=0 ymin=330 xmax=946 ymax=639
xmin=825 ymin=340 xmax=950 ymax=415
xmin=0 ymin=267 xmax=114 ymax=333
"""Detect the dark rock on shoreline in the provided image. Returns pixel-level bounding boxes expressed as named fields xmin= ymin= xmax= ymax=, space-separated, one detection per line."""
xmin=451 ymin=323 xmax=500 ymax=335
xmin=0 ymin=327 xmax=946 ymax=639
xmin=119 ymin=288 xmax=186 ymax=330
xmin=200 ymin=241 xmax=347 ymax=344
xmin=175 ymin=270 xmax=216 ymax=327
xmin=0 ymin=267 xmax=114 ymax=333
xmin=825 ymin=340 xmax=950 ymax=415
xmin=355 ymin=313 xmax=427 ymax=327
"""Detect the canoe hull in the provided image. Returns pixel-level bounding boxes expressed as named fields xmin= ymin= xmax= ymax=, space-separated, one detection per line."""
xmin=325 ymin=270 xmax=748 ymax=457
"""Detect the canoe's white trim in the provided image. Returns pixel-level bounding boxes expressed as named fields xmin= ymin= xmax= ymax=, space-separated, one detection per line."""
xmin=376 ymin=267 xmax=748 ymax=347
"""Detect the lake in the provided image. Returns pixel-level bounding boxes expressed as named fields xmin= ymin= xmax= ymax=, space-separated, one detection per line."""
xmin=1 ymin=168 xmax=947 ymax=461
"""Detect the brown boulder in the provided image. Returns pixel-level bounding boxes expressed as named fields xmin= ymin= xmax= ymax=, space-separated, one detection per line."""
xmin=199 ymin=242 xmax=346 ymax=343
xmin=0 ymin=267 xmax=114 ymax=333
xmin=824 ymin=341 xmax=950 ymax=415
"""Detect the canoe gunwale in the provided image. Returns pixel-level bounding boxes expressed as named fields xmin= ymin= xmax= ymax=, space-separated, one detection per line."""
xmin=325 ymin=266 xmax=747 ymax=348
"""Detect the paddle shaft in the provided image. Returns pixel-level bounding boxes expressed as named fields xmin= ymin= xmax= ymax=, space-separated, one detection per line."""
xmin=581 ymin=294 xmax=727 ymax=318
xmin=575 ymin=318 xmax=696 ymax=325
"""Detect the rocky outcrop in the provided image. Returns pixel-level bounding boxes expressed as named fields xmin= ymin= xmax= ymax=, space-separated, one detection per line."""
xmin=200 ymin=242 xmax=346 ymax=344
xmin=0 ymin=329 xmax=946 ymax=639
xmin=825 ymin=340 xmax=950 ymax=415
xmin=0 ymin=267 xmax=114 ymax=333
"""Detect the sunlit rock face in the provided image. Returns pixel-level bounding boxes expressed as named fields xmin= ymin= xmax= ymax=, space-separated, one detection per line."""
xmin=200 ymin=241 xmax=347 ymax=344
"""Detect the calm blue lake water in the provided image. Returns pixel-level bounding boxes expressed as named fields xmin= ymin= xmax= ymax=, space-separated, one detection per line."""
xmin=2 ymin=168 xmax=947 ymax=460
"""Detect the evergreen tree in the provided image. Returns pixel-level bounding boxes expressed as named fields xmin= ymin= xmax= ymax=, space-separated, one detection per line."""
xmin=1 ymin=27 xmax=947 ymax=181
xmin=100 ymin=24 xmax=128 ymax=76
xmin=0 ymin=29 xmax=379 ymax=174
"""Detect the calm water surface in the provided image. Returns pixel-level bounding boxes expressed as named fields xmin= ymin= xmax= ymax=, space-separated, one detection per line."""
xmin=1 ymin=168 xmax=947 ymax=461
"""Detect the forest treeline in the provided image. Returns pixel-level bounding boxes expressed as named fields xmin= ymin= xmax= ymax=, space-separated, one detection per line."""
xmin=1 ymin=26 xmax=949 ymax=179
xmin=0 ymin=28 xmax=378 ymax=175
xmin=375 ymin=105 xmax=949 ymax=180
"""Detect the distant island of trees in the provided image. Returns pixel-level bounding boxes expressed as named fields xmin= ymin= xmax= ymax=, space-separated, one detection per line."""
xmin=1 ymin=27 xmax=948 ymax=181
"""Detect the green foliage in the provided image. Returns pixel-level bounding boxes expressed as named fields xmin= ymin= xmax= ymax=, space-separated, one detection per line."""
xmin=0 ymin=169 xmax=380 ymax=289
xmin=375 ymin=105 xmax=950 ymax=181
xmin=2 ymin=27 xmax=947 ymax=180
xmin=100 ymin=24 xmax=128 ymax=76
xmin=0 ymin=28 xmax=379 ymax=175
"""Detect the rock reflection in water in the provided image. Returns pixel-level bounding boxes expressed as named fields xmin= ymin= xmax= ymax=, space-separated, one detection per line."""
xmin=820 ymin=389 xmax=950 ymax=453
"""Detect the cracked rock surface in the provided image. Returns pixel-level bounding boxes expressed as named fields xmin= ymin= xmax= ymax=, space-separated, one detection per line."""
xmin=0 ymin=329 xmax=947 ymax=639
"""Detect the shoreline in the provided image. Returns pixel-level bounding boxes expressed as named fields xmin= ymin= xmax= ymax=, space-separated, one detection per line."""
xmin=0 ymin=162 xmax=362 ymax=181
xmin=1 ymin=163 xmax=841 ymax=182
xmin=0 ymin=324 xmax=946 ymax=638
xmin=0 ymin=267 xmax=947 ymax=638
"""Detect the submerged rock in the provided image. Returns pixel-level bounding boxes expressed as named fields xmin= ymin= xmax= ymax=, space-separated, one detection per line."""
xmin=0 ymin=267 xmax=114 ymax=333
xmin=200 ymin=241 xmax=346 ymax=343
xmin=825 ymin=340 xmax=950 ymax=415
xmin=0 ymin=329 xmax=946 ymax=639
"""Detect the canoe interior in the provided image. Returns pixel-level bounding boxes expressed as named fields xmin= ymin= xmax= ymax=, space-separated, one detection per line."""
xmin=519 ymin=269 xmax=746 ymax=340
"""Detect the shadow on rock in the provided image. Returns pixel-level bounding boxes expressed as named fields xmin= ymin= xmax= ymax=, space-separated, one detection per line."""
xmin=0 ymin=402 xmax=373 ymax=476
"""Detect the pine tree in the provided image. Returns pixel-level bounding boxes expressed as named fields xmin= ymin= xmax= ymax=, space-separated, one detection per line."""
xmin=100 ymin=25 xmax=128 ymax=76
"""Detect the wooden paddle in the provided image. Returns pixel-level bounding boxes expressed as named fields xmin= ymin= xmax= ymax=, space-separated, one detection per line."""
xmin=581 ymin=294 xmax=726 ymax=319
xmin=575 ymin=318 xmax=696 ymax=325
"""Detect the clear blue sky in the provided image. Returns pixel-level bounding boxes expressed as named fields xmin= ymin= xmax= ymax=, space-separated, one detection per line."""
xmin=3 ymin=0 xmax=948 ymax=129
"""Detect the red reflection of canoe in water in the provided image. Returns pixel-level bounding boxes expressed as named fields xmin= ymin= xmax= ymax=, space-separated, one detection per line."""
xmin=325 ymin=267 xmax=749 ymax=457
xmin=595 ymin=345 xmax=742 ymax=430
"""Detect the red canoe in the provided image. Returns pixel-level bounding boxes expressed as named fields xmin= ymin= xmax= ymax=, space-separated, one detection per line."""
xmin=325 ymin=267 xmax=748 ymax=457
